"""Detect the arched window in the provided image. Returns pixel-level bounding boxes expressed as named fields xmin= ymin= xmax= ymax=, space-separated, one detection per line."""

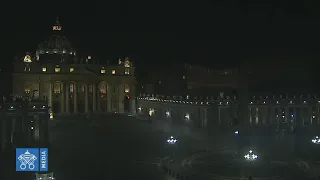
xmin=24 ymin=83 xmax=31 ymax=94
xmin=70 ymin=84 xmax=74 ymax=93
xmin=124 ymin=84 xmax=130 ymax=93
xmin=54 ymin=83 xmax=61 ymax=93
xmin=100 ymin=84 xmax=106 ymax=94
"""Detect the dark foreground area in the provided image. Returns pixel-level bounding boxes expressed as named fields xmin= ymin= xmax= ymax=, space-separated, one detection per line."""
xmin=3 ymin=114 xmax=320 ymax=180
xmin=2 ymin=113 xmax=204 ymax=180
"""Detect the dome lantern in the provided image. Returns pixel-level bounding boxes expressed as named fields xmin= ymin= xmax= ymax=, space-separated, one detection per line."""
xmin=52 ymin=17 xmax=62 ymax=31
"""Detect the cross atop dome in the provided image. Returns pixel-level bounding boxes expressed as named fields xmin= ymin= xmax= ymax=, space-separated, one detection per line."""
xmin=53 ymin=17 xmax=62 ymax=31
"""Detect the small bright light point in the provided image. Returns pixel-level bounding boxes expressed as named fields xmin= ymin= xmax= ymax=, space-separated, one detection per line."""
xmin=167 ymin=136 xmax=177 ymax=144
xmin=235 ymin=131 xmax=239 ymax=134
xmin=33 ymin=106 xmax=36 ymax=108
xmin=244 ymin=150 xmax=258 ymax=161
xmin=312 ymin=136 xmax=320 ymax=144
xmin=31 ymin=126 xmax=34 ymax=130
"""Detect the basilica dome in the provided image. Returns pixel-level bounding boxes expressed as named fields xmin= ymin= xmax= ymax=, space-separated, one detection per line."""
xmin=36 ymin=18 xmax=76 ymax=56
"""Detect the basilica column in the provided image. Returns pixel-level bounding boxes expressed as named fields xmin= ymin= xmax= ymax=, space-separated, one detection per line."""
xmin=1 ymin=117 xmax=7 ymax=150
xmin=48 ymin=82 xmax=53 ymax=109
xmin=74 ymin=82 xmax=78 ymax=113
xmin=97 ymin=85 xmax=101 ymax=112
xmin=107 ymin=84 xmax=112 ymax=112
xmin=93 ymin=83 xmax=97 ymax=112
xmin=66 ymin=82 xmax=70 ymax=113
xmin=118 ymin=84 xmax=124 ymax=113
xmin=85 ymin=84 xmax=89 ymax=113
xmin=60 ymin=82 xmax=65 ymax=113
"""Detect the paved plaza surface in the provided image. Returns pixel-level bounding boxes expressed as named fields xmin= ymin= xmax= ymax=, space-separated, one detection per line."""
xmin=3 ymin=114 xmax=320 ymax=180
xmin=49 ymin=113 xmax=216 ymax=180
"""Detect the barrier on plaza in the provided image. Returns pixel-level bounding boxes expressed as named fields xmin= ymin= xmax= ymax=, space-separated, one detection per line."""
xmin=159 ymin=149 xmax=216 ymax=180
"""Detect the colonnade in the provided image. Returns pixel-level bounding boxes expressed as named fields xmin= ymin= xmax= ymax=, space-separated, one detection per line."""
xmin=45 ymin=81 xmax=136 ymax=114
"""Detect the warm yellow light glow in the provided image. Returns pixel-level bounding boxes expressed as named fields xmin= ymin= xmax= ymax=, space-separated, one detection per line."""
xmin=88 ymin=56 xmax=91 ymax=60
xmin=42 ymin=67 xmax=47 ymax=72
xmin=149 ymin=109 xmax=155 ymax=116
xmin=53 ymin=83 xmax=61 ymax=93
xmin=101 ymin=67 xmax=106 ymax=74
xmin=53 ymin=26 xmax=61 ymax=31
xmin=124 ymin=84 xmax=130 ymax=93
xmin=24 ymin=66 xmax=31 ymax=72
xmin=24 ymin=88 xmax=31 ymax=94
xmin=125 ymin=68 xmax=130 ymax=75
xmin=50 ymin=112 xmax=54 ymax=119
xmin=112 ymin=70 xmax=116 ymax=74
xmin=55 ymin=66 xmax=60 ymax=72
xmin=24 ymin=55 xmax=32 ymax=63
xmin=100 ymin=84 xmax=107 ymax=93
xmin=69 ymin=67 xmax=74 ymax=72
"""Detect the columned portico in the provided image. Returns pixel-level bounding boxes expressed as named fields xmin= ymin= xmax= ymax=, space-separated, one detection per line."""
xmin=12 ymin=19 xmax=136 ymax=116
xmin=66 ymin=82 xmax=70 ymax=113
xmin=48 ymin=83 xmax=53 ymax=108
xmin=60 ymin=82 xmax=65 ymax=113
xmin=73 ymin=83 xmax=78 ymax=113
xmin=93 ymin=83 xmax=97 ymax=112
xmin=85 ymin=84 xmax=89 ymax=113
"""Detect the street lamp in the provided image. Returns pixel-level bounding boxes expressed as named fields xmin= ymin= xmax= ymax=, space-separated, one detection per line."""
xmin=244 ymin=150 xmax=258 ymax=161
xmin=312 ymin=136 xmax=320 ymax=144
xmin=167 ymin=136 xmax=177 ymax=144
xmin=166 ymin=111 xmax=170 ymax=117
xmin=35 ymin=172 xmax=55 ymax=180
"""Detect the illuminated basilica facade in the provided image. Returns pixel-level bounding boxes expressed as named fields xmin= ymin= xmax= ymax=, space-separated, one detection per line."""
xmin=12 ymin=18 xmax=136 ymax=115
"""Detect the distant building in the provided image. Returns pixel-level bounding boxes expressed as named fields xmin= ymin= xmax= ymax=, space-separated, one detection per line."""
xmin=141 ymin=63 xmax=239 ymax=97
xmin=12 ymin=17 xmax=137 ymax=115
xmin=184 ymin=64 xmax=239 ymax=96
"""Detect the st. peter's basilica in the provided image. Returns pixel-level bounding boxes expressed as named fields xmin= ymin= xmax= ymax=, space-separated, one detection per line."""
xmin=12 ymin=18 xmax=137 ymax=115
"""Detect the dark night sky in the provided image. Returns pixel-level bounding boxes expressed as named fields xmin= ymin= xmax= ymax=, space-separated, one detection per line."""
xmin=2 ymin=0 xmax=320 ymax=89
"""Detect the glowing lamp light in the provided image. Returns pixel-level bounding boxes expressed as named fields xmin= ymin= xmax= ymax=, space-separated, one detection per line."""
xmin=33 ymin=106 xmax=36 ymax=109
xmin=49 ymin=112 xmax=54 ymax=119
xmin=244 ymin=150 xmax=258 ymax=161
xmin=312 ymin=136 xmax=320 ymax=144
xmin=149 ymin=109 xmax=155 ymax=116
xmin=166 ymin=111 xmax=170 ymax=117
xmin=167 ymin=136 xmax=177 ymax=144
xmin=185 ymin=113 xmax=190 ymax=120
xmin=235 ymin=131 xmax=239 ymax=135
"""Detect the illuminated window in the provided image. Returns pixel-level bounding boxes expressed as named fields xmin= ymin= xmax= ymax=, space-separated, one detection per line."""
xmin=89 ymin=85 xmax=92 ymax=92
xmin=125 ymin=68 xmax=130 ymax=75
xmin=70 ymin=84 xmax=74 ymax=93
xmin=100 ymin=84 xmax=106 ymax=94
xmin=69 ymin=67 xmax=74 ymax=72
xmin=124 ymin=84 xmax=130 ymax=93
xmin=24 ymin=66 xmax=31 ymax=72
xmin=42 ymin=67 xmax=47 ymax=72
xmin=24 ymin=88 xmax=31 ymax=94
xmin=101 ymin=67 xmax=106 ymax=74
xmin=124 ymin=61 xmax=130 ymax=67
xmin=55 ymin=66 xmax=60 ymax=72
xmin=53 ymin=83 xmax=61 ymax=93
xmin=112 ymin=70 xmax=116 ymax=74
xmin=53 ymin=26 xmax=62 ymax=31
xmin=80 ymin=84 xmax=85 ymax=92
